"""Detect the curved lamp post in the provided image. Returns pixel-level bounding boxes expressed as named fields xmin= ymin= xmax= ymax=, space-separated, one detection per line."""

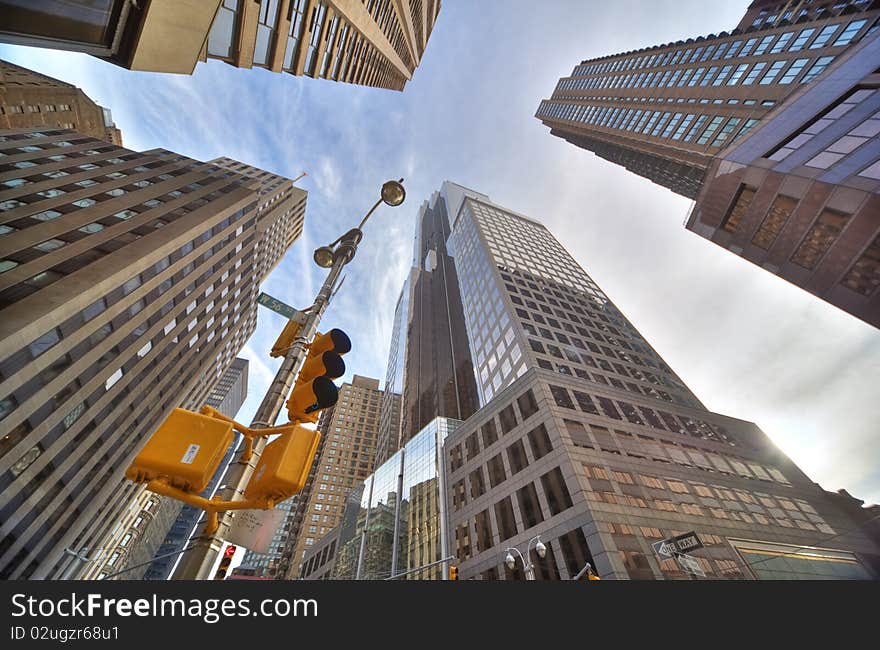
xmin=504 ymin=535 xmax=546 ymax=581
xmin=172 ymin=179 xmax=406 ymax=580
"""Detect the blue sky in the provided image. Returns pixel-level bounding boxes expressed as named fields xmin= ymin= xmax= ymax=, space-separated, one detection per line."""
xmin=2 ymin=0 xmax=878 ymax=504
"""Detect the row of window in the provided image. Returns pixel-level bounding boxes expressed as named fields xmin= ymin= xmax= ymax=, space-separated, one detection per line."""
xmin=569 ymin=18 xmax=865 ymax=78
xmin=538 ymin=100 xmax=762 ymax=149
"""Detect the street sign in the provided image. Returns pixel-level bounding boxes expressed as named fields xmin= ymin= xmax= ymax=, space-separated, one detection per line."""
xmin=257 ymin=292 xmax=306 ymax=323
xmin=226 ymin=508 xmax=286 ymax=554
xmin=675 ymin=552 xmax=706 ymax=577
xmin=652 ymin=540 xmax=675 ymax=557
xmin=672 ymin=531 xmax=703 ymax=554
xmin=652 ymin=531 xmax=703 ymax=557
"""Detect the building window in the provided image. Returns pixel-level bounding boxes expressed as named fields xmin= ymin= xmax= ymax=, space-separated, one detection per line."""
xmin=516 ymin=482 xmax=544 ymax=528
xmin=720 ymin=185 xmax=756 ymax=233
xmin=527 ymin=423 xmax=553 ymax=460
xmin=791 ymin=208 xmax=851 ymax=270
xmin=540 ymin=467 xmax=573 ymax=515
xmin=840 ymin=233 xmax=880 ymax=296
xmin=752 ymin=195 xmax=798 ymax=250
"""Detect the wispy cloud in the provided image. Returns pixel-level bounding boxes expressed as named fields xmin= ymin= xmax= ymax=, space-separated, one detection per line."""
xmin=2 ymin=0 xmax=878 ymax=504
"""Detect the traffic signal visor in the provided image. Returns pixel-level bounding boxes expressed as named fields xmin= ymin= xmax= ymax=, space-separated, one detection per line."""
xmin=244 ymin=425 xmax=321 ymax=502
xmin=126 ymin=408 xmax=233 ymax=493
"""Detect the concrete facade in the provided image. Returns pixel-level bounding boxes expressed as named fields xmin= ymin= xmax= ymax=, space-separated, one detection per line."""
xmin=687 ymin=27 xmax=880 ymax=329
xmin=537 ymin=0 xmax=880 ymax=198
xmin=0 ymin=59 xmax=122 ymax=145
xmin=0 ymin=128 xmax=305 ymax=579
xmin=0 ymin=1 xmax=442 ymax=91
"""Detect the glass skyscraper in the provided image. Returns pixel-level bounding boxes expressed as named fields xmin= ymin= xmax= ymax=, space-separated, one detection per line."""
xmin=300 ymin=416 xmax=459 ymax=580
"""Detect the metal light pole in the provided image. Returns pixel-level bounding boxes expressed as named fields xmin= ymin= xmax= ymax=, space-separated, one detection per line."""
xmin=172 ymin=179 xmax=406 ymax=580
xmin=504 ymin=535 xmax=547 ymax=581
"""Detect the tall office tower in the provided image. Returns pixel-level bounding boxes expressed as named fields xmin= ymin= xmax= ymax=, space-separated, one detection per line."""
xmin=378 ymin=188 xmax=480 ymax=466
xmin=141 ymin=358 xmax=250 ymax=581
xmin=0 ymin=59 xmax=123 ymax=145
xmin=0 ymin=1 xmax=441 ymax=91
xmin=0 ymin=127 xmax=306 ymax=579
xmin=374 ymin=269 xmax=413 ymax=465
xmin=536 ymin=1 xmax=880 ymax=198
xmin=203 ymin=356 xmax=249 ymax=416
xmin=687 ymin=27 xmax=880 ymax=328
xmin=272 ymin=375 xmax=382 ymax=578
xmin=432 ymin=182 xmax=878 ymax=580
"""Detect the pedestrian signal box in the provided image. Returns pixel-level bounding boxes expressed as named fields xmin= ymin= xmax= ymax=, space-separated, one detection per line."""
xmin=244 ymin=425 xmax=321 ymax=501
xmin=125 ymin=408 xmax=234 ymax=493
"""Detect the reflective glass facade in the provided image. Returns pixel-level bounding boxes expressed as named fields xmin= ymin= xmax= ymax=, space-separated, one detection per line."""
xmin=317 ymin=417 xmax=459 ymax=580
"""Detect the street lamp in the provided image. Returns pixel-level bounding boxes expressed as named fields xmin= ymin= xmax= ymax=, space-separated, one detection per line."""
xmin=313 ymin=178 xmax=405 ymax=269
xmin=172 ymin=178 xmax=407 ymax=580
xmin=504 ymin=535 xmax=546 ymax=581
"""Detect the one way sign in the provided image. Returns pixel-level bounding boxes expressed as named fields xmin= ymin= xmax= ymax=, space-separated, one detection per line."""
xmin=652 ymin=531 xmax=704 ymax=557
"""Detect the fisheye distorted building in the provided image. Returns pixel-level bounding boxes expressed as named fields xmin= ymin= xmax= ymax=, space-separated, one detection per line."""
xmin=0 ymin=1 xmax=441 ymax=91
xmin=0 ymin=127 xmax=305 ymax=579
xmin=303 ymin=181 xmax=880 ymax=580
xmin=537 ymin=0 xmax=880 ymax=328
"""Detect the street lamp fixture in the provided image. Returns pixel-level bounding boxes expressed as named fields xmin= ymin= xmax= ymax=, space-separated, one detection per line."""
xmin=315 ymin=179 xmax=406 ymax=265
xmin=380 ymin=179 xmax=406 ymax=207
xmin=504 ymin=535 xmax=546 ymax=581
xmin=313 ymin=246 xmax=335 ymax=268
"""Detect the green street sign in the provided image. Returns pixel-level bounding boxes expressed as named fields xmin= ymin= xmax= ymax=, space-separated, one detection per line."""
xmin=257 ymin=292 xmax=303 ymax=322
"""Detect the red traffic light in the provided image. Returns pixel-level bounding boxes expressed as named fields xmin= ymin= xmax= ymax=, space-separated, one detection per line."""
xmin=224 ymin=545 xmax=237 ymax=558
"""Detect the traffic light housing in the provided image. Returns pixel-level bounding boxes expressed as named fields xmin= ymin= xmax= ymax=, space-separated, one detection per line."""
xmin=126 ymin=408 xmax=234 ymax=493
xmin=214 ymin=545 xmax=237 ymax=580
xmin=270 ymin=320 xmax=302 ymax=358
xmin=244 ymin=425 xmax=321 ymax=501
xmin=449 ymin=565 xmax=458 ymax=580
xmin=286 ymin=329 xmax=351 ymax=423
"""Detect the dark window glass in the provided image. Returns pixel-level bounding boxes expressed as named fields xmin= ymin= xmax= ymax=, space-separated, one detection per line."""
xmin=498 ymin=404 xmax=518 ymax=434
xmin=487 ymin=453 xmax=507 ymax=488
xmin=549 ymin=385 xmax=573 ymax=409
xmin=516 ymin=482 xmax=544 ymax=528
xmin=541 ymin=467 xmax=574 ymax=515
xmin=480 ymin=418 xmax=499 ymax=447
xmin=474 ymin=510 xmax=493 ymax=552
xmin=517 ymin=389 xmax=539 ymax=420
xmin=527 ymin=423 xmax=553 ymax=459
xmin=469 ymin=467 xmax=486 ymax=499
xmin=494 ymin=497 xmax=518 ymax=541
xmin=507 ymin=439 xmax=528 ymax=474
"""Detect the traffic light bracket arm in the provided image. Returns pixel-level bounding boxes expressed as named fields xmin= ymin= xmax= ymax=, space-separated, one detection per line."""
xmin=146 ymin=478 xmax=277 ymax=535
xmin=199 ymin=406 xmax=301 ymax=461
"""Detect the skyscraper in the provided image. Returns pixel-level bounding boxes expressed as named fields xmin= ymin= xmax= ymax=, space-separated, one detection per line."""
xmin=0 ymin=0 xmax=442 ymax=91
xmin=536 ymin=1 xmax=879 ymax=198
xmin=433 ymin=182 xmax=879 ymax=579
xmin=376 ymin=187 xmax=480 ymax=466
xmin=140 ymin=357 xmax=250 ymax=581
xmin=1 ymin=59 xmax=122 ymax=145
xmin=686 ymin=27 xmax=880 ymax=328
xmin=536 ymin=1 xmax=880 ymax=328
xmin=0 ymin=127 xmax=305 ymax=579
xmin=264 ymin=375 xmax=383 ymax=578
xmin=302 ymin=416 xmax=459 ymax=580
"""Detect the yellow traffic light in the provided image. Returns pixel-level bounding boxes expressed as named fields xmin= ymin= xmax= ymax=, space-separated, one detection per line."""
xmin=126 ymin=408 xmax=234 ymax=493
xmin=244 ymin=425 xmax=321 ymax=501
xmin=449 ymin=565 xmax=458 ymax=580
xmin=588 ymin=573 xmax=601 ymax=580
xmin=270 ymin=320 xmax=302 ymax=358
xmin=286 ymin=329 xmax=350 ymax=423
